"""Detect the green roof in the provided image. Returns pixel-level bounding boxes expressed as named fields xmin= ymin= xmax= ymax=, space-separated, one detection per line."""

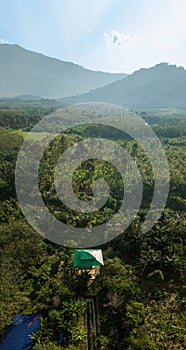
xmin=74 ymin=249 xmax=104 ymax=267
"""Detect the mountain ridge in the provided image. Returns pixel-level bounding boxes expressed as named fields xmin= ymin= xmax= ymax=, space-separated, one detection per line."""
xmin=0 ymin=44 xmax=127 ymax=99
xmin=61 ymin=62 xmax=186 ymax=110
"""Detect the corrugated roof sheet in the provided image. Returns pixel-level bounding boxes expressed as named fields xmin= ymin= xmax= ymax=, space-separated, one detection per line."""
xmin=74 ymin=249 xmax=104 ymax=267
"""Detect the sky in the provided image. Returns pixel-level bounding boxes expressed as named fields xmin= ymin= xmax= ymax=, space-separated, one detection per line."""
xmin=0 ymin=0 xmax=186 ymax=73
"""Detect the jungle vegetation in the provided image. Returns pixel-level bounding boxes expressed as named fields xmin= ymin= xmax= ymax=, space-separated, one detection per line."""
xmin=0 ymin=102 xmax=185 ymax=349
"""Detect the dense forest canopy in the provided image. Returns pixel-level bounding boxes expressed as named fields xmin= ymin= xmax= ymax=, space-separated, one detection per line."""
xmin=0 ymin=101 xmax=185 ymax=349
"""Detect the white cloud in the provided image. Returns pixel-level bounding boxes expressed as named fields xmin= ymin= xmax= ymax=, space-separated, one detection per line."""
xmin=104 ymin=30 xmax=139 ymax=47
xmin=76 ymin=1 xmax=186 ymax=73
xmin=0 ymin=38 xmax=9 ymax=44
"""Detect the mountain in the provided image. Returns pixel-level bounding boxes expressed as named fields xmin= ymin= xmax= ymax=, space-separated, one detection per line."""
xmin=0 ymin=95 xmax=43 ymax=102
xmin=0 ymin=44 xmax=127 ymax=99
xmin=62 ymin=63 xmax=186 ymax=109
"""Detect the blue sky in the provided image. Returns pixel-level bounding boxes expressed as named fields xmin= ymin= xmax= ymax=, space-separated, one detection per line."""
xmin=0 ymin=0 xmax=186 ymax=73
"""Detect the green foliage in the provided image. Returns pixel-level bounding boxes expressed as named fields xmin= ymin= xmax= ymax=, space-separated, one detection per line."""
xmin=128 ymin=333 xmax=158 ymax=350
xmin=0 ymin=221 xmax=47 ymax=333
xmin=33 ymin=341 xmax=61 ymax=349
xmin=30 ymin=318 xmax=53 ymax=345
xmin=0 ymin=107 xmax=186 ymax=348
xmin=125 ymin=301 xmax=145 ymax=329
xmin=30 ymin=302 xmax=86 ymax=348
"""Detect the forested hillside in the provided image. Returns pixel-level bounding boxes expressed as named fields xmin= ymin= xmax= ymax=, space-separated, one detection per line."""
xmin=0 ymin=102 xmax=185 ymax=349
xmin=62 ymin=63 xmax=186 ymax=110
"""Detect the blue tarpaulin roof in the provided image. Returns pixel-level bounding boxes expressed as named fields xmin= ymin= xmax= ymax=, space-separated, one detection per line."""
xmin=0 ymin=314 xmax=42 ymax=350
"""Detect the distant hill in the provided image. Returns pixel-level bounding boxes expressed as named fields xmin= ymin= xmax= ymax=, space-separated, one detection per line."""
xmin=0 ymin=95 xmax=44 ymax=102
xmin=62 ymin=63 xmax=186 ymax=110
xmin=0 ymin=44 xmax=127 ymax=99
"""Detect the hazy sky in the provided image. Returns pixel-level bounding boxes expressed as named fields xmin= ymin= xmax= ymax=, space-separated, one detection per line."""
xmin=0 ymin=0 xmax=186 ymax=73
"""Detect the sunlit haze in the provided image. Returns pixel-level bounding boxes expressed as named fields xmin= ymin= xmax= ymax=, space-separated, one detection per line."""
xmin=0 ymin=0 xmax=186 ymax=73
